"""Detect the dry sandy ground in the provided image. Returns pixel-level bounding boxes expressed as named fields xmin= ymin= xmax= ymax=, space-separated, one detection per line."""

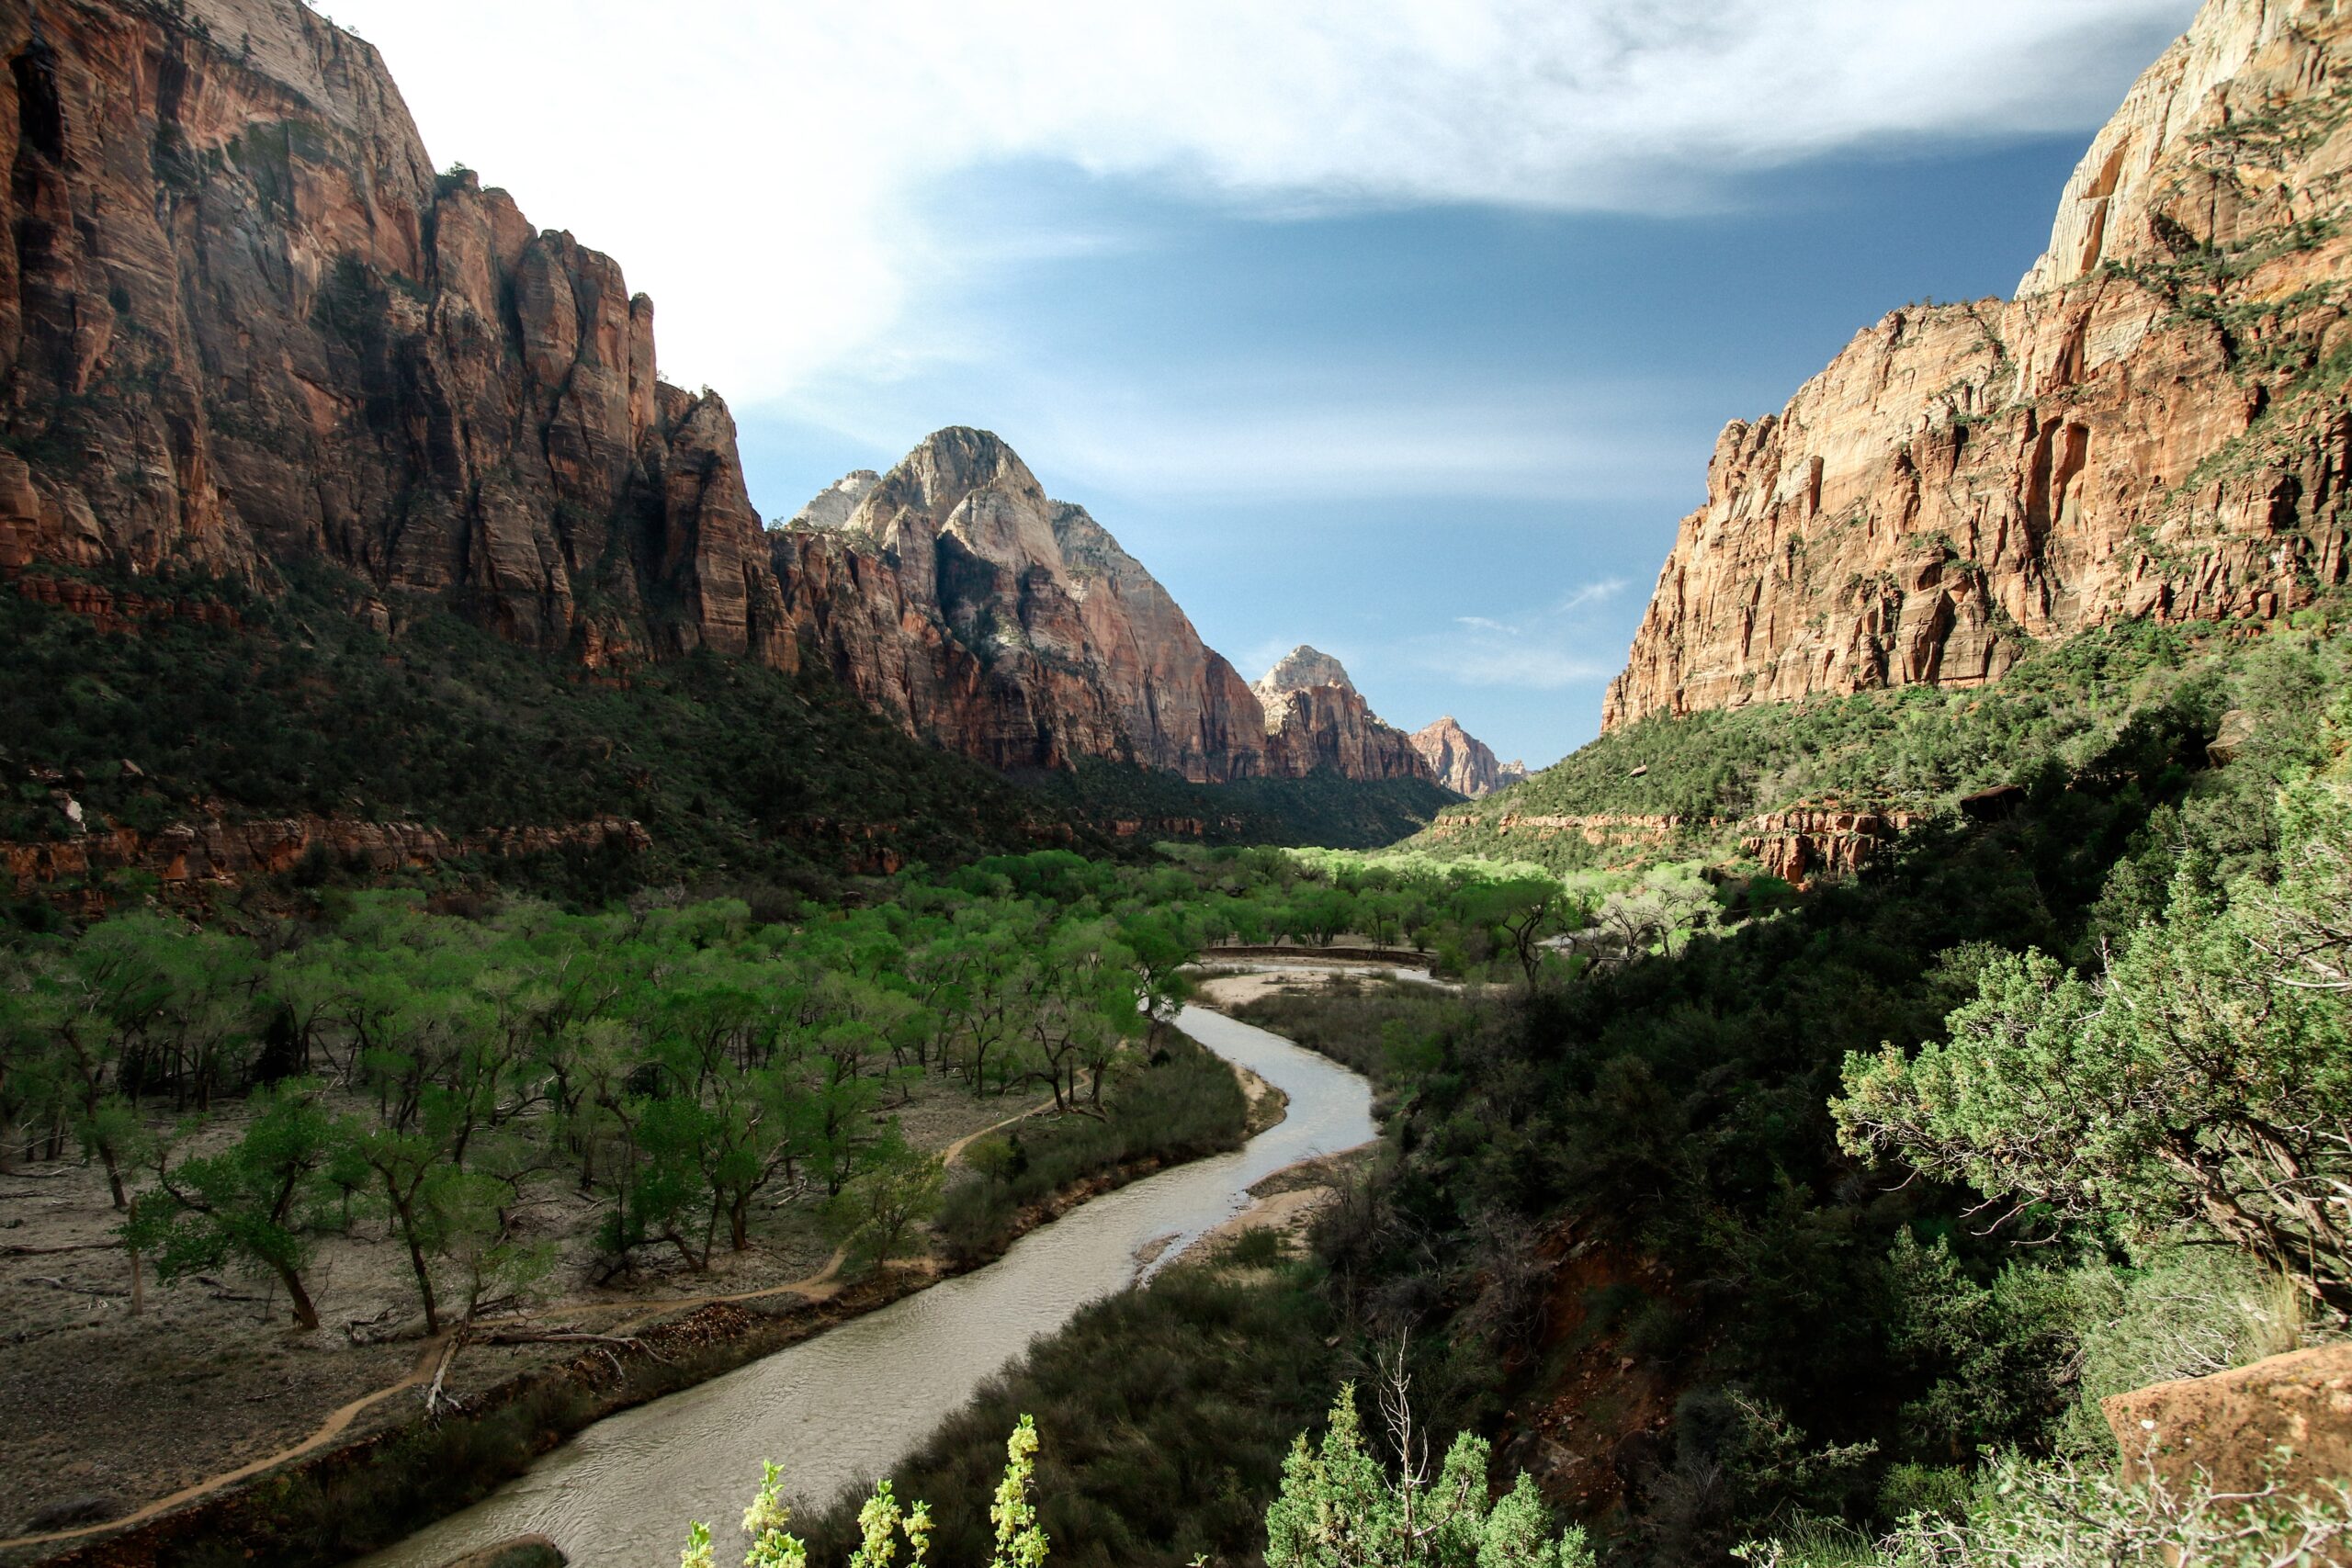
xmin=0 ymin=1076 xmax=1022 ymax=1542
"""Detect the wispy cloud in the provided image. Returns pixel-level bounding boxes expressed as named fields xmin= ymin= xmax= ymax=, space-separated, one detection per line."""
xmin=1408 ymin=579 xmax=1633 ymax=692
xmin=756 ymin=364 xmax=1702 ymax=503
xmin=328 ymin=0 xmax=2194 ymax=397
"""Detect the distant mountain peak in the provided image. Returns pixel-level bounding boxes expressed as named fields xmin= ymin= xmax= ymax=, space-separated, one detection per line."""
xmin=1409 ymin=716 xmax=1526 ymax=798
xmin=1253 ymin=646 xmax=1354 ymax=705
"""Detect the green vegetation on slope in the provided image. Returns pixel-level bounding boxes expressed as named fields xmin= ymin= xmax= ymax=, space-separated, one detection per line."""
xmin=0 ymin=571 xmax=1457 ymax=916
xmin=1041 ymin=761 xmax=1462 ymax=852
xmin=0 ymin=569 xmax=1113 ymax=907
xmin=860 ymin=618 xmax=2349 ymax=1568
xmin=1414 ymin=611 xmax=2341 ymax=873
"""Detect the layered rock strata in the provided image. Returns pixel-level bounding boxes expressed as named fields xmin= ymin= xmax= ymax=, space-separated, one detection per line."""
xmin=1409 ymin=716 xmax=1529 ymax=797
xmin=1249 ymin=645 xmax=1440 ymax=784
xmin=1607 ymin=0 xmax=2352 ymax=728
xmin=3 ymin=813 xmax=650 ymax=900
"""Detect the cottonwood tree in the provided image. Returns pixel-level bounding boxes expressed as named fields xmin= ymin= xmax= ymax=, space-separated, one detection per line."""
xmin=127 ymin=1078 xmax=344 ymax=1330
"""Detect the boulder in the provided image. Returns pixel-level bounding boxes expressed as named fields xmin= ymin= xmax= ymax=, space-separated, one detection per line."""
xmin=2103 ymin=1342 xmax=2352 ymax=1501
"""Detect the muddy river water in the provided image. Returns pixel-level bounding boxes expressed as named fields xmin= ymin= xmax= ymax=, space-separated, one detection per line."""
xmin=354 ymin=999 xmax=1374 ymax=1568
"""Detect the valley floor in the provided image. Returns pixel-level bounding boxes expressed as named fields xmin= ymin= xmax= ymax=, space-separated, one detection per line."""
xmin=0 ymin=1076 xmax=1025 ymax=1552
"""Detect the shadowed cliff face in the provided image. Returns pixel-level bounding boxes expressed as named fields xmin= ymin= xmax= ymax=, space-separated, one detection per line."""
xmin=0 ymin=0 xmax=792 ymax=670
xmin=1606 ymin=0 xmax=2352 ymax=729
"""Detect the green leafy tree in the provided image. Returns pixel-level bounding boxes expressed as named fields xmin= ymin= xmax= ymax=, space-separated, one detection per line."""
xmin=1265 ymin=1383 xmax=1593 ymax=1568
xmin=1834 ymin=774 xmax=2352 ymax=1311
xmin=127 ymin=1078 xmax=341 ymax=1329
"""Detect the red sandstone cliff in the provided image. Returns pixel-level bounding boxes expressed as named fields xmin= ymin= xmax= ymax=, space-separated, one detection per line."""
xmin=1408 ymin=716 xmax=1528 ymax=798
xmin=1250 ymin=646 xmax=1442 ymax=784
xmin=0 ymin=0 xmax=1402 ymax=788
xmin=1606 ymin=0 xmax=2352 ymax=729
xmin=774 ymin=430 xmax=1273 ymax=780
xmin=0 ymin=0 xmax=790 ymax=669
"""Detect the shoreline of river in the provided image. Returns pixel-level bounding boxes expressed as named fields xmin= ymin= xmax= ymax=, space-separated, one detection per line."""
xmin=19 ymin=1140 xmax=1220 ymax=1568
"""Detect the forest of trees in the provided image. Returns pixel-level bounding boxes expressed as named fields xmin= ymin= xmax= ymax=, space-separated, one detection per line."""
xmin=807 ymin=623 xmax=2352 ymax=1568
xmin=0 ymin=843 xmax=1676 ymax=1342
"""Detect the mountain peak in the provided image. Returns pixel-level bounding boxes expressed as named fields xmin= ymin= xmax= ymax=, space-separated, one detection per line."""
xmin=1408 ymin=716 xmax=1526 ymax=798
xmin=1253 ymin=646 xmax=1354 ymax=704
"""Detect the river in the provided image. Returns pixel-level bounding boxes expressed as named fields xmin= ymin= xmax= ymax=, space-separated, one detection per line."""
xmin=354 ymin=998 xmax=1375 ymax=1568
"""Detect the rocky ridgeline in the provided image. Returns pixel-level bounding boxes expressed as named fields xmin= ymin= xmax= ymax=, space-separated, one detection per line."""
xmin=772 ymin=430 xmax=1275 ymax=779
xmin=1246 ymin=644 xmax=1444 ymax=784
xmin=1 ymin=812 xmax=650 ymax=911
xmin=1606 ymin=0 xmax=2352 ymax=729
xmin=0 ymin=0 xmax=1437 ymax=790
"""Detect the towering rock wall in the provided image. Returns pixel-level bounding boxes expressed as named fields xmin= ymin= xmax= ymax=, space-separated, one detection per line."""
xmin=0 ymin=0 xmax=1416 ymax=787
xmin=1605 ymin=0 xmax=2352 ymax=729
xmin=1409 ymin=716 xmax=1527 ymax=798
xmin=0 ymin=0 xmax=791 ymax=668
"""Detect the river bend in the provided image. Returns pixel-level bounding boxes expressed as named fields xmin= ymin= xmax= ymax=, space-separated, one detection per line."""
xmin=355 ymin=1001 xmax=1374 ymax=1568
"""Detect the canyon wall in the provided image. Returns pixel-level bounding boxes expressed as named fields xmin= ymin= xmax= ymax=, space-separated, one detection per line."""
xmin=0 ymin=0 xmax=1412 ymax=787
xmin=1605 ymin=0 xmax=2352 ymax=728
xmin=1 ymin=0 xmax=791 ymax=669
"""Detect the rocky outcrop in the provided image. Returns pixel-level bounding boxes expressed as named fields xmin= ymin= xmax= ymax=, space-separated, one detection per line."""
xmin=773 ymin=430 xmax=1272 ymax=779
xmin=786 ymin=470 xmax=879 ymax=530
xmin=1606 ymin=0 xmax=2352 ymax=729
xmin=4 ymin=812 xmax=649 ymax=902
xmin=0 ymin=0 xmax=794 ymax=670
xmin=1740 ymin=804 xmax=1928 ymax=883
xmin=1250 ymin=646 xmax=1441 ymax=784
xmin=1409 ymin=716 xmax=1528 ymax=797
xmin=2105 ymin=1342 xmax=2352 ymax=1504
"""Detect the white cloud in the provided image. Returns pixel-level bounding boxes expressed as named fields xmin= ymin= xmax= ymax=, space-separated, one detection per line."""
xmin=324 ymin=0 xmax=2196 ymax=397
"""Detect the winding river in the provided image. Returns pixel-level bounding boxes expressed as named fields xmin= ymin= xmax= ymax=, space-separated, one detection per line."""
xmin=355 ymin=998 xmax=1374 ymax=1568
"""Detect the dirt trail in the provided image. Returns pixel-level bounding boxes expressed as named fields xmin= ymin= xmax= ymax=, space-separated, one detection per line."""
xmin=0 ymin=1091 xmax=1066 ymax=1558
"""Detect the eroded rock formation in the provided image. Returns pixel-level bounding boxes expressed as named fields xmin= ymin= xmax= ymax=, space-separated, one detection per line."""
xmin=773 ymin=430 xmax=1272 ymax=779
xmin=1250 ymin=645 xmax=1440 ymax=784
xmin=1606 ymin=0 xmax=2352 ymax=729
xmin=0 ymin=0 xmax=792 ymax=669
xmin=1409 ymin=716 xmax=1528 ymax=797
xmin=0 ymin=0 xmax=1419 ymax=788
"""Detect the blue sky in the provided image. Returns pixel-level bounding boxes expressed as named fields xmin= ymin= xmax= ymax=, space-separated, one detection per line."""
xmin=335 ymin=0 xmax=2200 ymax=767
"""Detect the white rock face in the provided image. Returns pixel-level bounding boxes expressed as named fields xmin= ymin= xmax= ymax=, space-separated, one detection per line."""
xmin=1251 ymin=646 xmax=1355 ymax=708
xmin=785 ymin=470 xmax=882 ymax=531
